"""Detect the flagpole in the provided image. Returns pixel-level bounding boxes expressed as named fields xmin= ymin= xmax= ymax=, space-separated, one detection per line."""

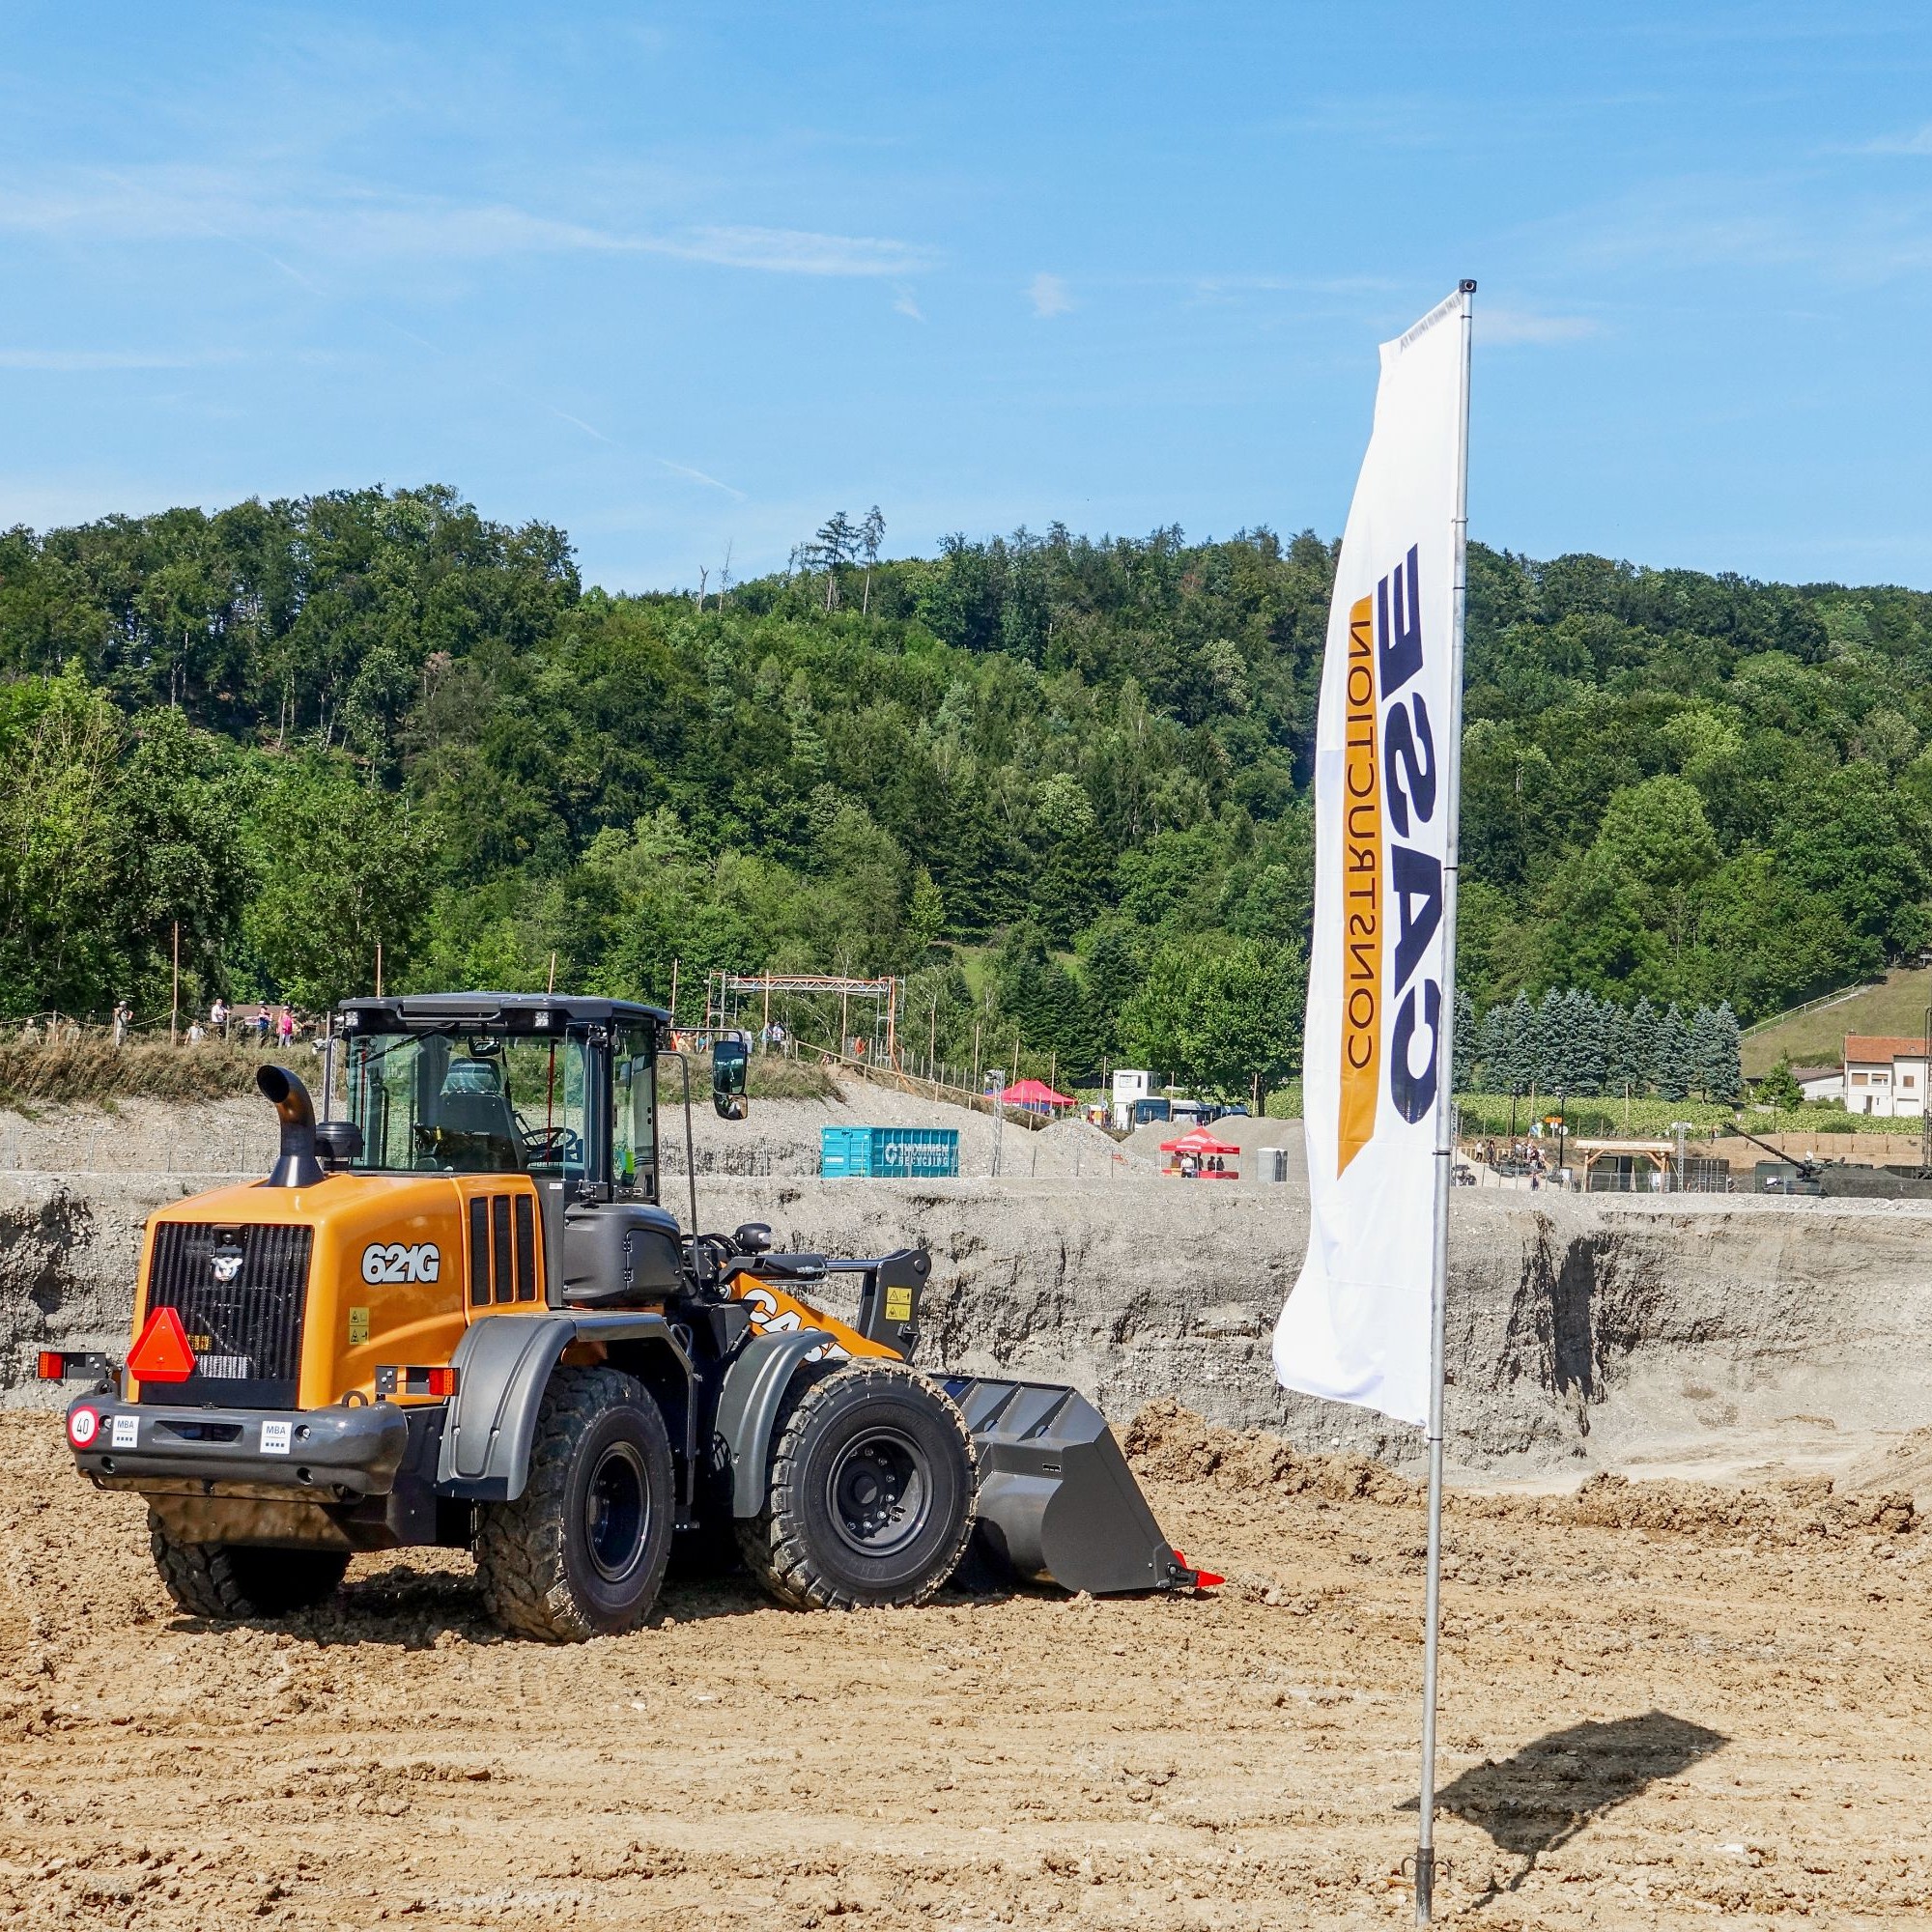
xmin=1413 ymin=276 xmax=1475 ymax=1928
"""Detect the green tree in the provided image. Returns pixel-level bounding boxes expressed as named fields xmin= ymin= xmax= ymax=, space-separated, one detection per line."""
xmin=1654 ymin=1002 xmax=1693 ymax=1102
xmin=244 ymin=759 xmax=437 ymax=1009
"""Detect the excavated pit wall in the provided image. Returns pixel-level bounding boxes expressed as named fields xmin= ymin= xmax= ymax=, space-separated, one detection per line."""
xmin=8 ymin=1148 xmax=1932 ymax=1476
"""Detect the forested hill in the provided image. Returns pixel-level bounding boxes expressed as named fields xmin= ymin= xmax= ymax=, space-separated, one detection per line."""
xmin=2 ymin=485 xmax=1929 ymax=1093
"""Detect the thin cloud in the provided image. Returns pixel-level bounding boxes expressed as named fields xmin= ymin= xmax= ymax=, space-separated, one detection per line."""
xmin=551 ymin=409 xmax=615 ymax=446
xmin=1029 ymin=272 xmax=1073 ymax=318
xmin=655 ymin=458 xmax=746 ymax=501
xmin=0 ymin=347 xmax=234 ymax=370
xmin=1857 ymin=125 xmax=1932 ymax=156
xmin=0 ymin=165 xmax=936 ymax=278
xmin=893 ymin=286 xmax=925 ymax=321
xmin=653 ymin=225 xmax=935 ymax=277
xmin=1480 ymin=307 xmax=1602 ymax=346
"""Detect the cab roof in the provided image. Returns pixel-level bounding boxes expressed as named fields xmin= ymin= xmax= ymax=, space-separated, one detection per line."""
xmin=338 ymin=991 xmax=672 ymax=1033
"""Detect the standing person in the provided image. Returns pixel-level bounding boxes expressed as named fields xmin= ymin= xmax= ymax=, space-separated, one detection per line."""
xmin=112 ymin=999 xmax=131 ymax=1047
xmin=254 ymin=1003 xmax=271 ymax=1044
xmin=276 ymin=1006 xmax=295 ymax=1048
xmin=210 ymin=996 xmax=228 ymax=1037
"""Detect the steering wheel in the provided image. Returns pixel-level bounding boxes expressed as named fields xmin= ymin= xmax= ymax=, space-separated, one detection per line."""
xmin=521 ymin=1123 xmax=583 ymax=1166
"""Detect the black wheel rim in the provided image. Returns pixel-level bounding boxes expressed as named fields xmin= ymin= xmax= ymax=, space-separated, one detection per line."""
xmin=584 ymin=1440 xmax=650 ymax=1583
xmin=826 ymin=1427 xmax=930 ymax=1559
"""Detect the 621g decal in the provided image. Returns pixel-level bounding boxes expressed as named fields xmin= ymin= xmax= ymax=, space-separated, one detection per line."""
xmin=360 ymin=1241 xmax=441 ymax=1285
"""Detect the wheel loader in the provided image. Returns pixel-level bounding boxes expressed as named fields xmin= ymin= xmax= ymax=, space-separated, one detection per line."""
xmin=46 ymin=993 xmax=1210 ymax=1639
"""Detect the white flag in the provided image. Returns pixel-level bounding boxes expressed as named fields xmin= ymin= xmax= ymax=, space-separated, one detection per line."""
xmin=1273 ymin=290 xmax=1468 ymax=1427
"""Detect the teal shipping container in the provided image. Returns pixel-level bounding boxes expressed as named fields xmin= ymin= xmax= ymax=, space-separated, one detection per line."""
xmin=820 ymin=1125 xmax=960 ymax=1179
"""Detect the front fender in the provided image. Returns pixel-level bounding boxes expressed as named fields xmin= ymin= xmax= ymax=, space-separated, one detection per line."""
xmin=712 ymin=1328 xmax=838 ymax=1518
xmin=437 ymin=1313 xmax=692 ymax=1501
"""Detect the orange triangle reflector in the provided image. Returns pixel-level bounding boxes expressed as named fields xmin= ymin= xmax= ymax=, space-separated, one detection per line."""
xmin=128 ymin=1306 xmax=196 ymax=1383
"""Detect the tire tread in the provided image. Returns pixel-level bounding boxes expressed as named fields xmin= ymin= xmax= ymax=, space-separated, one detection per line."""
xmin=736 ymin=1361 xmax=976 ymax=1611
xmin=475 ymin=1365 xmax=670 ymax=1642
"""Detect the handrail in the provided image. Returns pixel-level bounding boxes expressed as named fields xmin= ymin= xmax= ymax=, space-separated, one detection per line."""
xmin=1740 ymin=978 xmax=1886 ymax=1039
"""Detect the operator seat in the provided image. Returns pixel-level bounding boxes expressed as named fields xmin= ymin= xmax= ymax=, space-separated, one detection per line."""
xmin=427 ymin=1059 xmax=524 ymax=1173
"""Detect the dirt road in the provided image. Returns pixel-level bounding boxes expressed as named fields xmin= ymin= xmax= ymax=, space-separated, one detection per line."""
xmin=4 ymin=1403 xmax=1930 ymax=1929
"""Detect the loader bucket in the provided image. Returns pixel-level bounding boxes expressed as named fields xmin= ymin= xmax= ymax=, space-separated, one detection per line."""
xmin=941 ymin=1376 xmax=1198 ymax=1595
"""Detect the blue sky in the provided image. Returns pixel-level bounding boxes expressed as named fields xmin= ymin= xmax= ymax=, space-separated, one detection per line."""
xmin=5 ymin=4 xmax=1932 ymax=591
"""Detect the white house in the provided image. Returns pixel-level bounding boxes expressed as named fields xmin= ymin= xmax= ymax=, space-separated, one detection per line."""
xmin=1793 ymin=1064 xmax=1843 ymax=1104
xmin=1843 ymin=1035 xmax=1929 ymax=1117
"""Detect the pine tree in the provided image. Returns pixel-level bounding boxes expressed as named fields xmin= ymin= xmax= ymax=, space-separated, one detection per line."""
xmin=1688 ymin=1004 xmax=1720 ymax=1100
xmin=1601 ymin=1000 xmax=1631 ymax=1094
xmin=1708 ymin=1000 xmax=1742 ymax=1103
xmin=1535 ymin=986 xmax=1570 ymax=1093
xmin=1503 ymin=990 xmax=1536 ymax=1098
xmin=1477 ymin=1004 xmax=1507 ymax=1093
xmin=1625 ymin=995 xmax=1659 ymax=1094
xmin=1655 ymin=1001 xmax=1693 ymax=1101
xmin=1452 ymin=986 xmax=1476 ymax=1093
xmin=1569 ymin=987 xmax=1605 ymax=1095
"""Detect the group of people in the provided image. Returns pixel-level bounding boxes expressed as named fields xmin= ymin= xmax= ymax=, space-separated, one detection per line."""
xmin=1471 ymin=1138 xmax=1552 ymax=1188
xmin=97 ymin=998 xmax=312 ymax=1048
xmin=1176 ymin=1151 xmax=1232 ymax=1178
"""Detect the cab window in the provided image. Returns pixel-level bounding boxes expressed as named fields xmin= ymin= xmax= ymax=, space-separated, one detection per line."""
xmin=612 ymin=1027 xmax=658 ymax=1201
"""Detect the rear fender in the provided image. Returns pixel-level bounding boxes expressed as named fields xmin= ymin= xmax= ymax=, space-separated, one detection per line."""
xmin=712 ymin=1328 xmax=839 ymax=1518
xmin=437 ymin=1313 xmax=694 ymax=1502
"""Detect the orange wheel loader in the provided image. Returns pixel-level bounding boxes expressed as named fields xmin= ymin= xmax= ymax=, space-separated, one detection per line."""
xmin=46 ymin=993 xmax=1209 ymax=1639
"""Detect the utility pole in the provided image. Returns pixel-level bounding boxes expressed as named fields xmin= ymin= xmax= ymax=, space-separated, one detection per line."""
xmin=988 ymin=1068 xmax=1006 ymax=1178
xmin=1921 ymin=1004 xmax=1931 ymax=1178
xmin=375 ymin=941 xmax=384 ymax=999
xmin=170 ymin=921 xmax=180 ymax=1045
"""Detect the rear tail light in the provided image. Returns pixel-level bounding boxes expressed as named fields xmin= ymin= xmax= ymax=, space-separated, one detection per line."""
xmin=376 ymin=1365 xmax=459 ymax=1398
xmin=37 ymin=1351 xmax=64 ymax=1381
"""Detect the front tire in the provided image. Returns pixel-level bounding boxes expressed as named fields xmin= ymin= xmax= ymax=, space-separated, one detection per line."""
xmin=475 ymin=1366 xmax=675 ymax=1642
xmin=149 ymin=1518 xmax=349 ymax=1619
xmin=738 ymin=1362 xmax=977 ymax=1610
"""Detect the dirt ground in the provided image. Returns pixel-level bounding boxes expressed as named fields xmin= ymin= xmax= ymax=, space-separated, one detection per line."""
xmin=3 ymin=1405 xmax=1930 ymax=1931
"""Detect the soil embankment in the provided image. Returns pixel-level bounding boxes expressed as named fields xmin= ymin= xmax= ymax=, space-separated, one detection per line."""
xmin=7 ymin=1088 xmax=1932 ymax=1484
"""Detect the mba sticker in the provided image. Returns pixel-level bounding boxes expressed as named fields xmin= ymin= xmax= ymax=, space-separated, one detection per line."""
xmin=261 ymin=1420 xmax=293 ymax=1456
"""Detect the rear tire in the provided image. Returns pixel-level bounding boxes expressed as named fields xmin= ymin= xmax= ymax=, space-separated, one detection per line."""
xmin=738 ymin=1362 xmax=977 ymax=1610
xmin=149 ymin=1517 xmax=349 ymax=1619
xmin=475 ymin=1366 xmax=675 ymax=1642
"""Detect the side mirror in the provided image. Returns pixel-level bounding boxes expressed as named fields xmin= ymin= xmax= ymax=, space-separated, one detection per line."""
xmin=713 ymin=1037 xmax=750 ymax=1120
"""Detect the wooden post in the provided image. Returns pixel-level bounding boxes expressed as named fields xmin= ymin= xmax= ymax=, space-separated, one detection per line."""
xmin=375 ymin=941 xmax=384 ymax=998
xmin=669 ymin=956 xmax=680 ymax=1021
xmin=547 ymin=950 xmax=557 ymax=994
xmin=170 ymin=922 xmax=180 ymax=1044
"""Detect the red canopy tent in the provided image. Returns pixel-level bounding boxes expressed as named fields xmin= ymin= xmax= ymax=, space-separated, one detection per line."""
xmin=1158 ymin=1124 xmax=1241 ymax=1178
xmin=998 ymin=1076 xmax=1076 ymax=1114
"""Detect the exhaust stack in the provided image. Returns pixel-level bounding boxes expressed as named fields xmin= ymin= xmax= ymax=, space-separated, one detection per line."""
xmin=257 ymin=1064 xmax=325 ymax=1188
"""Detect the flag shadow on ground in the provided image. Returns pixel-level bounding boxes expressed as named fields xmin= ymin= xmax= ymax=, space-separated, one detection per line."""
xmin=1402 ymin=1711 xmax=1726 ymax=1893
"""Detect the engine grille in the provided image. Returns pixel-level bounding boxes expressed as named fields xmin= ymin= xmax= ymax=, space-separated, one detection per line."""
xmin=141 ymin=1222 xmax=312 ymax=1407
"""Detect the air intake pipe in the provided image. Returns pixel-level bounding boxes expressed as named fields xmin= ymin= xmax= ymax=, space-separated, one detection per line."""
xmin=257 ymin=1064 xmax=326 ymax=1188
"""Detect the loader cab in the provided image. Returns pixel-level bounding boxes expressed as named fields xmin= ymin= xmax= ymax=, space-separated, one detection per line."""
xmin=336 ymin=993 xmax=669 ymax=1209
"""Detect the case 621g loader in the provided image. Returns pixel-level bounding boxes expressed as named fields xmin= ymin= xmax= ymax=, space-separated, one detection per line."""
xmin=47 ymin=994 xmax=1208 ymax=1640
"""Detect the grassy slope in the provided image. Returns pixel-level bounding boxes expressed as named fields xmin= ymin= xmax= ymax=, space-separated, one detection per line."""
xmin=1741 ymin=966 xmax=1932 ymax=1076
